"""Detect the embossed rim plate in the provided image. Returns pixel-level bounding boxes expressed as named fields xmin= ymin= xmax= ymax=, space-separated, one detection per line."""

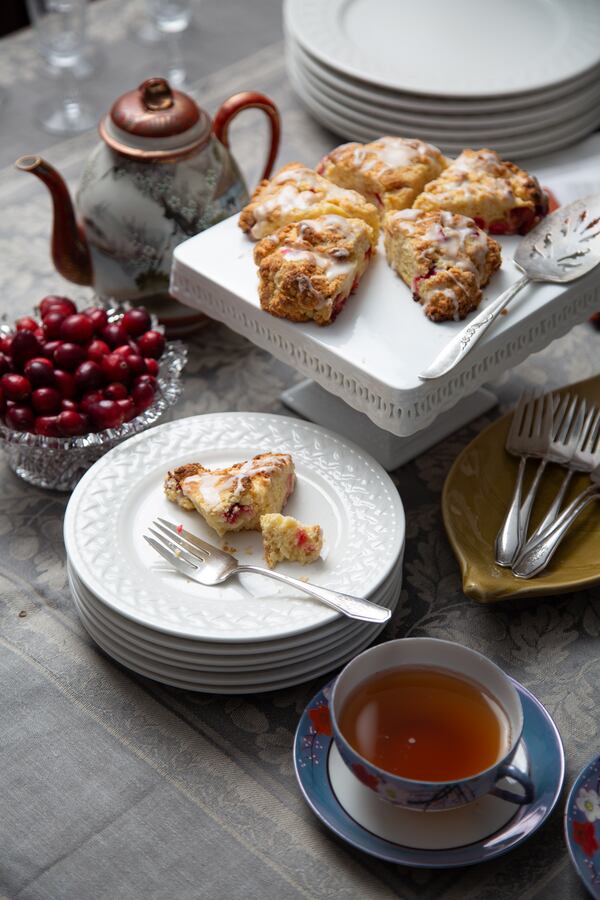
xmin=565 ymin=754 xmax=600 ymax=898
xmin=64 ymin=412 xmax=404 ymax=642
xmin=285 ymin=0 xmax=600 ymax=99
xmin=68 ymin=560 xmax=402 ymax=662
xmin=442 ymin=376 xmax=600 ymax=602
xmin=294 ymin=677 xmax=565 ymax=866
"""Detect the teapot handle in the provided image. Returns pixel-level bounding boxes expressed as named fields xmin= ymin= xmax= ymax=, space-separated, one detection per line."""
xmin=213 ymin=91 xmax=280 ymax=184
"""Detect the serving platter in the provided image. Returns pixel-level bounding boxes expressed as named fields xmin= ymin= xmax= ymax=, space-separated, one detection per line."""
xmin=170 ymin=215 xmax=600 ymax=454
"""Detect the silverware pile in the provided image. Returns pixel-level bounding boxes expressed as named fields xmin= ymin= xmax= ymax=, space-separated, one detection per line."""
xmin=496 ymin=392 xmax=600 ymax=578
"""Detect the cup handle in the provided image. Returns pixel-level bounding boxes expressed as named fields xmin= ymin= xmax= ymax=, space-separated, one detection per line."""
xmin=489 ymin=764 xmax=534 ymax=805
xmin=212 ymin=91 xmax=280 ymax=184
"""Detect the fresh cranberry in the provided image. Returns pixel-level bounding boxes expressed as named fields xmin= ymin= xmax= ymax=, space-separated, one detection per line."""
xmin=58 ymin=409 xmax=88 ymax=436
xmin=34 ymin=328 xmax=45 ymax=342
xmin=74 ymin=360 xmax=105 ymax=394
xmin=136 ymin=330 xmax=165 ymax=359
xmin=54 ymin=342 xmax=87 ymax=372
xmin=80 ymin=390 xmax=105 ymax=413
xmin=10 ymin=331 xmax=42 ymax=369
xmin=126 ymin=354 xmax=146 ymax=376
xmin=5 ymin=404 xmax=34 ymax=432
xmin=60 ymin=398 xmax=78 ymax=411
xmin=0 ymin=353 xmax=12 ymax=376
xmin=101 ymin=353 xmax=130 ymax=384
xmin=104 ymin=382 xmax=129 ymax=400
xmin=41 ymin=340 xmax=62 ymax=360
xmin=134 ymin=374 xmax=157 ymax=393
xmin=88 ymin=399 xmax=124 ymax=430
xmin=39 ymin=296 xmax=77 ymax=317
xmin=34 ymin=415 xmax=62 ymax=437
xmin=113 ymin=343 xmax=139 ymax=359
xmin=117 ymin=397 xmax=136 ymax=422
xmin=86 ymin=338 xmax=110 ymax=363
xmin=122 ymin=307 xmax=152 ymax=337
xmin=60 ymin=313 xmax=94 ymax=344
xmin=0 ymin=336 xmax=12 ymax=355
xmin=102 ymin=322 xmax=129 ymax=349
xmin=42 ymin=312 xmax=66 ymax=340
xmin=16 ymin=316 xmax=39 ymax=332
xmin=131 ymin=381 xmax=155 ymax=413
xmin=54 ymin=369 xmax=76 ymax=399
xmin=2 ymin=373 xmax=31 ymax=402
xmin=32 ymin=387 xmax=62 ymax=415
xmin=24 ymin=357 xmax=56 ymax=388
xmin=144 ymin=357 xmax=159 ymax=376
xmin=83 ymin=306 xmax=109 ymax=333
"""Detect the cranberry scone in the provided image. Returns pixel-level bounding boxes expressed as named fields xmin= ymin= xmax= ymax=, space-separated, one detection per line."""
xmin=238 ymin=162 xmax=379 ymax=243
xmin=164 ymin=453 xmax=295 ymax=537
xmin=254 ymin=215 xmax=373 ymax=325
xmin=384 ymin=208 xmax=501 ymax=322
xmin=316 ymin=136 xmax=447 ymax=214
xmin=413 ymin=148 xmax=548 ymax=235
xmin=260 ymin=514 xmax=323 ymax=568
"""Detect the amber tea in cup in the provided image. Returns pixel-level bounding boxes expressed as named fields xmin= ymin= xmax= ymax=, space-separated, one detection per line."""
xmin=338 ymin=665 xmax=512 ymax=782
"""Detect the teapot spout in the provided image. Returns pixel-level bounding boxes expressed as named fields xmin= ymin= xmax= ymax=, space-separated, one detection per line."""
xmin=15 ymin=155 xmax=93 ymax=287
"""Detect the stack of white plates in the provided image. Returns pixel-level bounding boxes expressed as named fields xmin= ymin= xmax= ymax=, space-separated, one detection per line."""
xmin=285 ymin=0 xmax=600 ymax=159
xmin=64 ymin=412 xmax=404 ymax=693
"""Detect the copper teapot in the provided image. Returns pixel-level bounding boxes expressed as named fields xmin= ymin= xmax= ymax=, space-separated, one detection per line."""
xmin=16 ymin=78 xmax=279 ymax=304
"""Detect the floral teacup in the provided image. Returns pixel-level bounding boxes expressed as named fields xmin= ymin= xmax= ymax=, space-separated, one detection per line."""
xmin=330 ymin=638 xmax=535 ymax=811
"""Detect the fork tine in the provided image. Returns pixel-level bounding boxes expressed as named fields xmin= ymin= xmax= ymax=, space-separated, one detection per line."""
xmin=156 ymin=517 xmax=217 ymax=556
xmin=564 ymin=398 xmax=586 ymax=451
xmin=508 ymin=393 xmax=527 ymax=439
xmin=144 ymin=535 xmax=197 ymax=574
xmin=519 ymin=393 xmax=536 ymax=438
xmin=541 ymin=393 xmax=555 ymax=439
xmin=583 ymin=409 xmax=600 ymax=452
xmin=554 ymin=394 xmax=575 ymax=442
xmin=152 ymin=520 xmax=208 ymax=562
xmin=148 ymin=527 xmax=201 ymax=568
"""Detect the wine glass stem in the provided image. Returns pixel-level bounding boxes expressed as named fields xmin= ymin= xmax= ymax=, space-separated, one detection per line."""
xmin=165 ymin=31 xmax=186 ymax=87
xmin=60 ymin=65 xmax=83 ymax=123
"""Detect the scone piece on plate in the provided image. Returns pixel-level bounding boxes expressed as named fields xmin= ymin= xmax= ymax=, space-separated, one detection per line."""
xmin=238 ymin=162 xmax=379 ymax=243
xmin=413 ymin=148 xmax=548 ymax=235
xmin=254 ymin=215 xmax=373 ymax=325
xmin=260 ymin=513 xmax=323 ymax=568
xmin=317 ymin=136 xmax=447 ymax=213
xmin=164 ymin=453 xmax=295 ymax=537
xmin=384 ymin=208 xmax=501 ymax=322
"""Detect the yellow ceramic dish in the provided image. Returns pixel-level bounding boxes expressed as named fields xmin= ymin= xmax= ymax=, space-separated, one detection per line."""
xmin=442 ymin=375 xmax=600 ymax=603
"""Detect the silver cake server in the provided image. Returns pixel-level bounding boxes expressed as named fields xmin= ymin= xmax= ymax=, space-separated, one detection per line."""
xmin=418 ymin=195 xmax=600 ymax=381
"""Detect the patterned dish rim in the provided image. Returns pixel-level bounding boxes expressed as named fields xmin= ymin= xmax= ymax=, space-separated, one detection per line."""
xmin=294 ymin=676 xmax=565 ymax=867
xmin=565 ymin=754 xmax=600 ymax=898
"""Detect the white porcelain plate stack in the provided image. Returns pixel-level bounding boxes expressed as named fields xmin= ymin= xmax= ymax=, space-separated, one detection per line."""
xmin=284 ymin=0 xmax=600 ymax=159
xmin=64 ymin=412 xmax=404 ymax=693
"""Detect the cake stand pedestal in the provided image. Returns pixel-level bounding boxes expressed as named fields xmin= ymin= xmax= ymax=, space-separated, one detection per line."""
xmin=281 ymin=380 xmax=497 ymax=469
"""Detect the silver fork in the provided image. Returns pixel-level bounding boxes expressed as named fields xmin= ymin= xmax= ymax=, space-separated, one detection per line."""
xmin=522 ymin=398 xmax=591 ymax=549
xmin=495 ymin=393 xmax=555 ymax=567
xmin=144 ymin=518 xmax=392 ymax=624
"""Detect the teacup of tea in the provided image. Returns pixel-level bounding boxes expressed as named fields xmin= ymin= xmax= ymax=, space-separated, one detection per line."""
xmin=331 ymin=637 xmax=534 ymax=811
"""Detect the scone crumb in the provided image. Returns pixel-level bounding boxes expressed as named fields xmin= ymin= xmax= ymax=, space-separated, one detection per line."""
xmin=260 ymin=513 xmax=323 ymax=569
xmin=222 ymin=542 xmax=237 ymax=554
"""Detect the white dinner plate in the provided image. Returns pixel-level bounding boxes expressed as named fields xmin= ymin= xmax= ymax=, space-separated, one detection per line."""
xmin=65 ymin=413 xmax=405 ymax=642
xmin=70 ymin=571 xmax=400 ymax=680
xmin=289 ymin=34 xmax=600 ymax=115
xmin=290 ymin=47 xmax=600 ymax=138
xmin=285 ymin=0 xmax=600 ymax=98
xmin=68 ymin=559 xmax=402 ymax=664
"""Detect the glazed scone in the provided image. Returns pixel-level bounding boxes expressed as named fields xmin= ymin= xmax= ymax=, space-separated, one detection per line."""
xmin=260 ymin=514 xmax=323 ymax=568
xmin=317 ymin=137 xmax=447 ymax=214
xmin=254 ymin=215 xmax=373 ymax=325
xmin=384 ymin=208 xmax=501 ymax=322
xmin=238 ymin=162 xmax=379 ymax=244
xmin=413 ymin=148 xmax=548 ymax=235
xmin=164 ymin=453 xmax=295 ymax=537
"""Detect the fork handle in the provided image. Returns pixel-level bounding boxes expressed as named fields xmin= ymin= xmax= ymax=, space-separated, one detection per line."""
xmin=524 ymin=469 xmax=574 ymax=549
xmin=517 ymin=458 xmax=548 ymax=547
xmin=495 ymin=455 xmax=528 ymax=567
xmin=512 ymin=485 xmax=600 ymax=578
xmin=418 ymin=275 xmax=531 ymax=381
xmin=234 ymin=565 xmax=391 ymax=624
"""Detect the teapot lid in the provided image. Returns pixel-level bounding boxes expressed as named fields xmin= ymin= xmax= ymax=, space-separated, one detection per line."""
xmin=99 ymin=77 xmax=212 ymax=161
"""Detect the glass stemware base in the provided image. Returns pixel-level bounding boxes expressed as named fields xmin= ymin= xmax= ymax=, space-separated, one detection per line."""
xmin=35 ymin=96 xmax=96 ymax=135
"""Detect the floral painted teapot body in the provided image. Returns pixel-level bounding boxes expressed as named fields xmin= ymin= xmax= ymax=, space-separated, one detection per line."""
xmin=16 ymin=78 xmax=279 ymax=304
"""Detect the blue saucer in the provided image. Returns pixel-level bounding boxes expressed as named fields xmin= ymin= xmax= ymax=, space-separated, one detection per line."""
xmin=565 ymin=756 xmax=600 ymax=897
xmin=294 ymin=677 xmax=564 ymax=868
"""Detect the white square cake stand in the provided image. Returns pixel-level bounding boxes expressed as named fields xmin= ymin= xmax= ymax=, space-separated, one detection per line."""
xmin=170 ymin=215 xmax=600 ymax=469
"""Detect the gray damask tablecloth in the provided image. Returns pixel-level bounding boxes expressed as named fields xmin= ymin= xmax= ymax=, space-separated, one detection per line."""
xmin=1 ymin=3 xmax=599 ymax=898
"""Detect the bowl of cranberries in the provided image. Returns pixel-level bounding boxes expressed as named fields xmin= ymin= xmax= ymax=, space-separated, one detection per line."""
xmin=0 ymin=296 xmax=187 ymax=490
